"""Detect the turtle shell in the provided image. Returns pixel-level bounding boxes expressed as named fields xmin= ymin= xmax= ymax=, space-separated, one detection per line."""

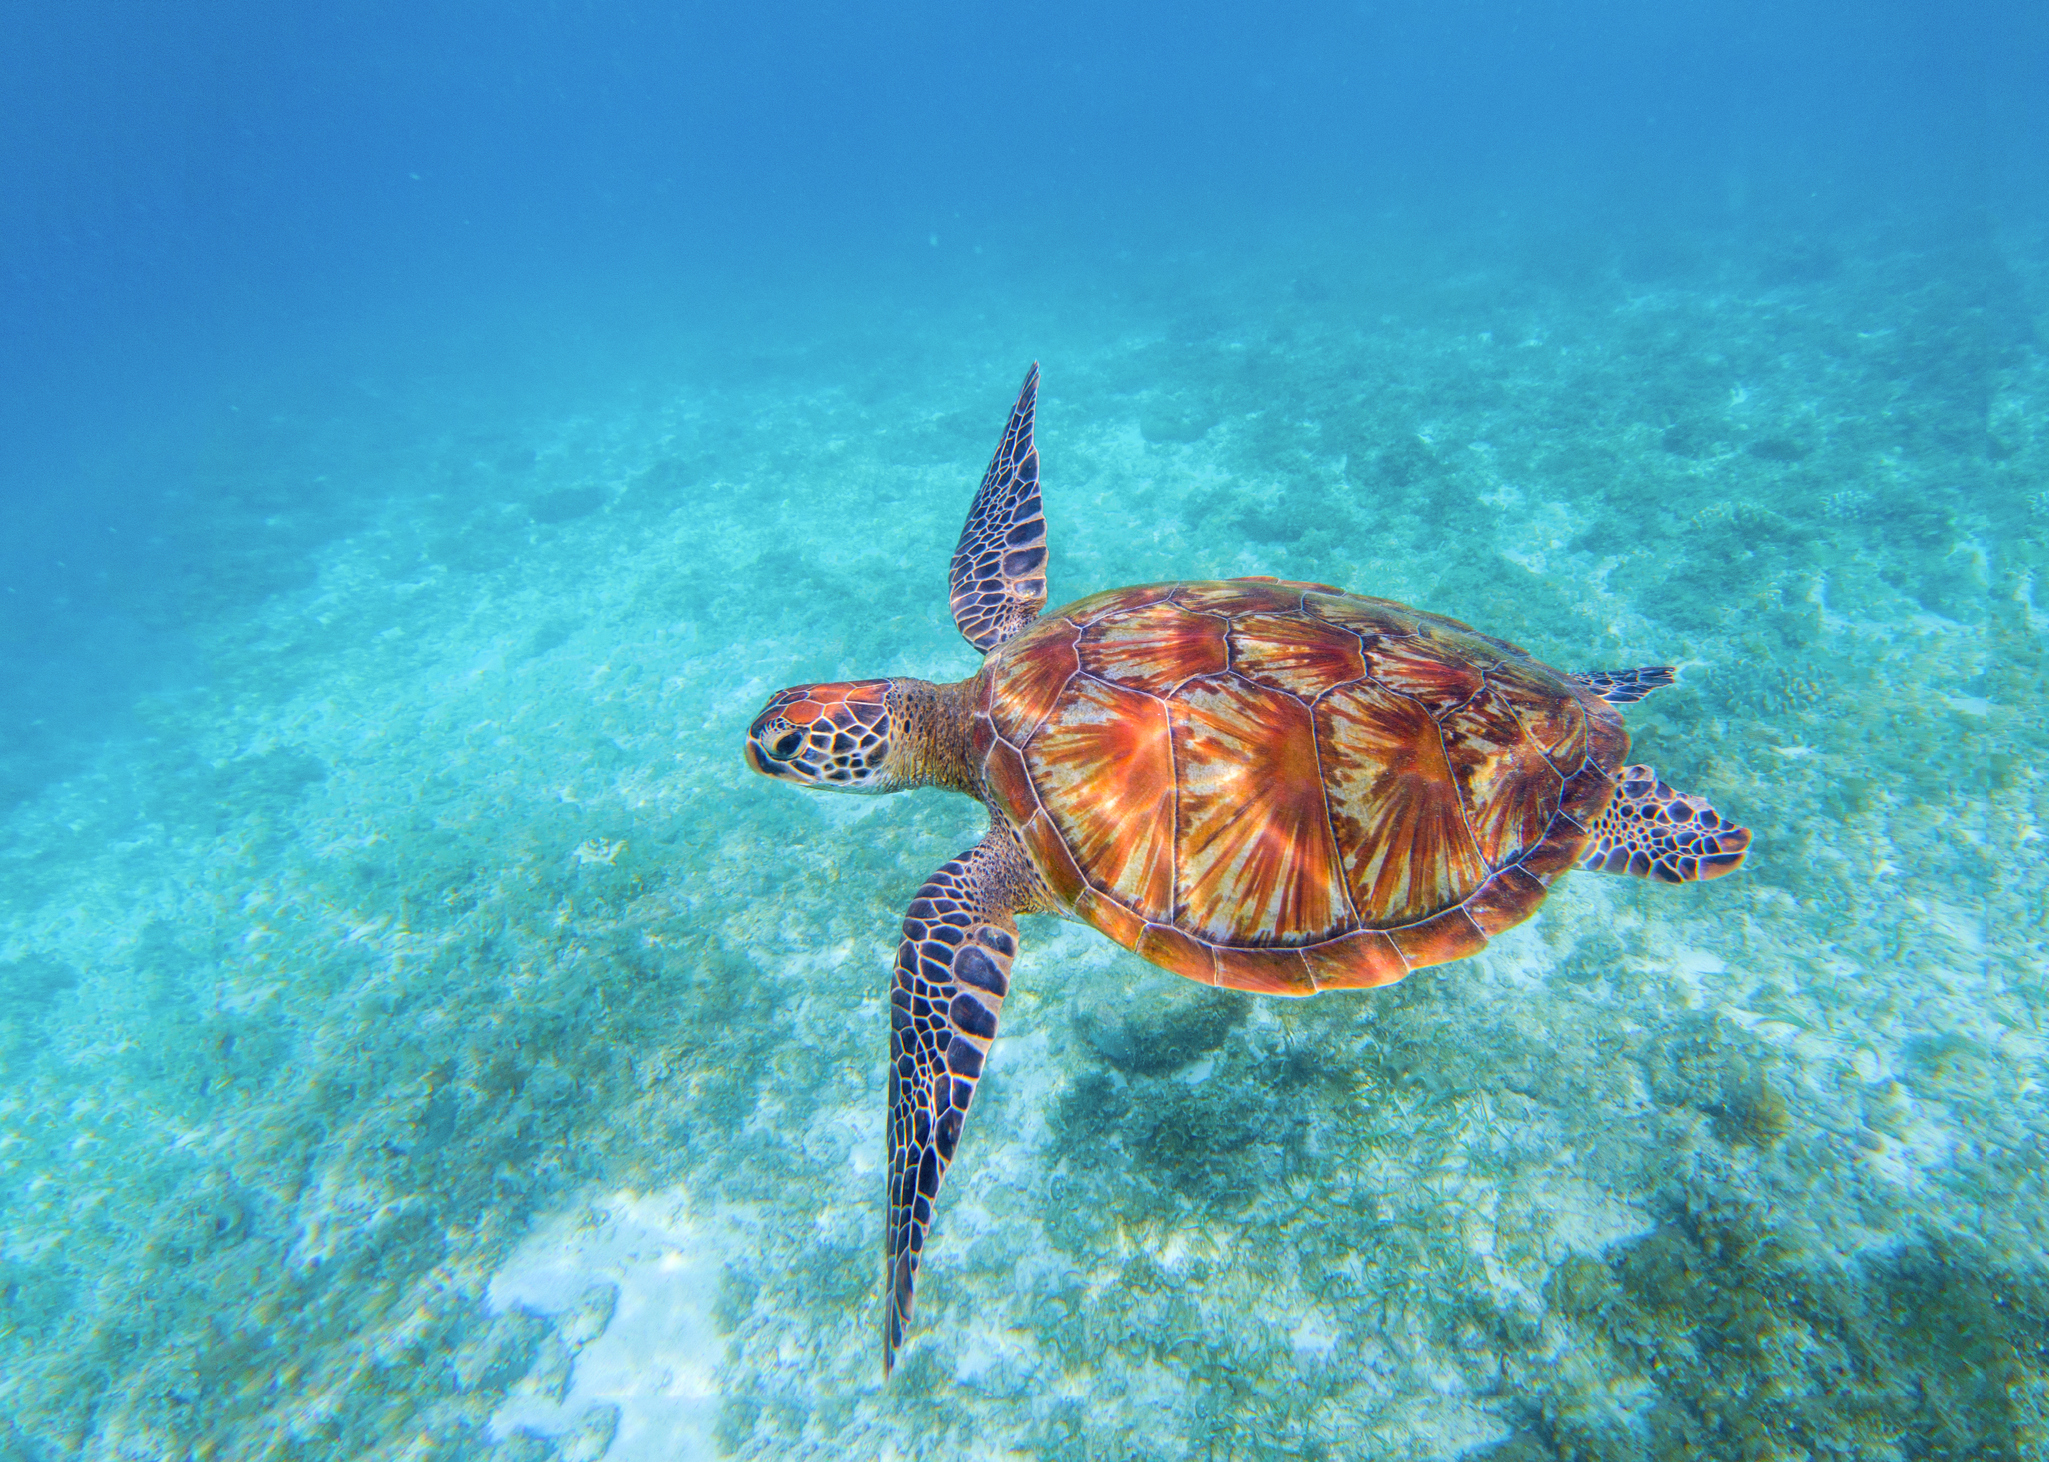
xmin=971 ymin=578 xmax=1628 ymax=995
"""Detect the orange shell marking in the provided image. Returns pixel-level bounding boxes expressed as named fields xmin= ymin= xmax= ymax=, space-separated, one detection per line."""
xmin=987 ymin=619 xmax=1079 ymax=744
xmin=1439 ymin=688 xmax=1561 ymax=862
xmin=1078 ymin=599 xmax=1228 ymax=694
xmin=980 ymin=580 xmax=1625 ymax=995
xmin=1061 ymin=581 xmax=1178 ymax=625
xmin=1169 ymin=579 xmax=1308 ymax=616
xmin=1316 ymin=679 xmax=1486 ymax=925
xmin=1025 ymin=676 xmax=1176 ymax=915
xmin=1170 ymin=674 xmax=1350 ymax=945
xmin=1230 ymin=612 xmax=1367 ymax=697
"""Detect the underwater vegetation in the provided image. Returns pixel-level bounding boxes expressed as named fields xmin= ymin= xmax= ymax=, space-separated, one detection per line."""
xmin=0 ymin=215 xmax=2044 ymax=1459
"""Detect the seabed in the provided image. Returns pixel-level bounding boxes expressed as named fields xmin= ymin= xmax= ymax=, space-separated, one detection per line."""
xmin=2 ymin=213 xmax=2046 ymax=1460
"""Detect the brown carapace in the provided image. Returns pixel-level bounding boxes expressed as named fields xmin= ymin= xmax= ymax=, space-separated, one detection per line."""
xmin=743 ymin=364 xmax=1752 ymax=1375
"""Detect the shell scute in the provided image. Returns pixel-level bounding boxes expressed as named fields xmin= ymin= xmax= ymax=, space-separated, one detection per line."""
xmin=1363 ymin=636 xmax=1487 ymax=713
xmin=1486 ymin=654 xmax=1590 ymax=765
xmin=1299 ymin=930 xmax=1409 ymax=990
xmin=1229 ymin=612 xmax=1367 ymax=698
xmin=1073 ymin=885 xmax=1147 ymax=949
xmin=1303 ymin=591 xmax=1423 ymax=639
xmin=1586 ymin=703 xmax=1629 ymax=771
xmin=1518 ymin=813 xmax=1591 ymax=882
xmin=1438 ymin=688 xmax=1562 ymax=867
xmin=1136 ymin=923 xmax=1216 ymax=984
xmin=1505 ymin=693 xmax=1590 ymax=772
xmin=1464 ymin=866 xmax=1549 ymax=936
xmin=1020 ymin=808 xmax=1089 ymax=907
xmin=1024 ymin=676 xmax=1177 ymax=917
xmin=1212 ymin=945 xmax=1317 ymax=996
xmin=1171 ymin=579 xmax=1306 ymax=616
xmin=1315 ymin=679 xmax=1487 ymax=925
xmin=988 ymin=618 xmax=1079 ymax=744
xmin=981 ymin=736 xmax=1040 ymax=825
xmin=1077 ymin=599 xmax=1229 ymax=695
xmin=1388 ymin=906 xmax=1488 ymax=967
xmin=1171 ymin=675 xmax=1350 ymax=945
xmin=1558 ymin=762 xmax=1618 ymax=828
xmin=1061 ymin=582 xmax=1178 ymax=625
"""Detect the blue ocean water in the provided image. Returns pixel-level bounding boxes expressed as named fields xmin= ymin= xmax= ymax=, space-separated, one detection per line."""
xmin=3 ymin=2 xmax=2046 ymax=1457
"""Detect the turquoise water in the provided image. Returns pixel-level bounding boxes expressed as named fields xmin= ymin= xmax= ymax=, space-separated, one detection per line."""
xmin=3 ymin=206 xmax=2045 ymax=1458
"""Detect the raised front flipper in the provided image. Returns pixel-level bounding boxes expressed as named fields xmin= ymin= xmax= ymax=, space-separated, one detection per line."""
xmin=949 ymin=364 xmax=1048 ymax=653
xmin=1573 ymin=665 xmax=1676 ymax=704
xmin=1582 ymin=764 xmax=1751 ymax=882
xmin=885 ymin=834 xmax=1037 ymax=1374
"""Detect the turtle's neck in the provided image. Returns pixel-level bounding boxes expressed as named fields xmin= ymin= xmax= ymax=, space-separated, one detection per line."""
xmin=888 ymin=675 xmax=982 ymax=796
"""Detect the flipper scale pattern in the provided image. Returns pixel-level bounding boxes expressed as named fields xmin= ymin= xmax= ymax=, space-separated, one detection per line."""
xmin=1573 ymin=665 xmax=1677 ymax=705
xmin=885 ymin=834 xmax=1038 ymax=1373
xmin=949 ymin=364 xmax=1048 ymax=653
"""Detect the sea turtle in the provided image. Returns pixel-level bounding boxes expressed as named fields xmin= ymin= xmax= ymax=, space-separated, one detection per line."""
xmin=744 ymin=365 xmax=1751 ymax=1373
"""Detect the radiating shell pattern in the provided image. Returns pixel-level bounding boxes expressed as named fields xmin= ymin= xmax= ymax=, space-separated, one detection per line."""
xmin=968 ymin=577 xmax=1629 ymax=995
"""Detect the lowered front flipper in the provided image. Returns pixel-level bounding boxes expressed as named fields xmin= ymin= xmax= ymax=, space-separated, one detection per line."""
xmin=885 ymin=830 xmax=1045 ymax=1374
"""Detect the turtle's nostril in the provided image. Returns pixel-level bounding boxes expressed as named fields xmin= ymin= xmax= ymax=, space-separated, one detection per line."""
xmin=773 ymin=731 xmax=804 ymax=759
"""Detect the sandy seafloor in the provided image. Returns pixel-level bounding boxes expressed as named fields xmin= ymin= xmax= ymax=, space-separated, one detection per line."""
xmin=3 ymin=212 xmax=2047 ymax=1462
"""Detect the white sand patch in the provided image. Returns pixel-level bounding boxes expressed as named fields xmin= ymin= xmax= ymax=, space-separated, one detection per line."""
xmin=487 ymin=1189 xmax=728 ymax=1461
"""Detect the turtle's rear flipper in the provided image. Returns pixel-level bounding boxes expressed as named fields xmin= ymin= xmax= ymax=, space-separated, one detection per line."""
xmin=1582 ymin=765 xmax=1750 ymax=882
xmin=1573 ymin=666 xmax=1676 ymax=704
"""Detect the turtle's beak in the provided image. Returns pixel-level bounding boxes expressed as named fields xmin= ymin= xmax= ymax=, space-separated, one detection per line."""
xmin=745 ymin=735 xmax=800 ymax=781
xmin=746 ymin=724 xmax=820 ymax=784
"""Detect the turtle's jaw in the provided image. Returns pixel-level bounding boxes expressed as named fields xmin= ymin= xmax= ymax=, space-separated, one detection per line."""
xmin=744 ymin=730 xmax=846 ymax=787
xmin=743 ymin=739 xmax=784 ymax=779
xmin=741 ymin=717 xmax=804 ymax=783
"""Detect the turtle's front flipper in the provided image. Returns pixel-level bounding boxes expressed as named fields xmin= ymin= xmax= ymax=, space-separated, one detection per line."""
xmin=884 ymin=831 xmax=1042 ymax=1375
xmin=949 ymin=363 xmax=1048 ymax=653
xmin=1573 ymin=665 xmax=1676 ymax=704
xmin=1582 ymin=764 xmax=1751 ymax=882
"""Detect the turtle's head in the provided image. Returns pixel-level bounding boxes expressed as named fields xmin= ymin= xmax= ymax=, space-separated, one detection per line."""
xmin=745 ymin=679 xmax=905 ymax=792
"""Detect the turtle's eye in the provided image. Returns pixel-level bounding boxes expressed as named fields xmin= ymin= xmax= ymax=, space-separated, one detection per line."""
xmin=772 ymin=730 xmax=804 ymax=759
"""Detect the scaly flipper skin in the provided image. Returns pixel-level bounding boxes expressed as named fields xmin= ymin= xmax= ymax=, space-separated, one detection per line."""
xmin=1573 ymin=666 xmax=1676 ymax=704
xmin=1581 ymin=764 xmax=1752 ymax=881
xmin=948 ymin=364 xmax=1048 ymax=653
xmin=885 ymin=828 xmax=1047 ymax=1374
